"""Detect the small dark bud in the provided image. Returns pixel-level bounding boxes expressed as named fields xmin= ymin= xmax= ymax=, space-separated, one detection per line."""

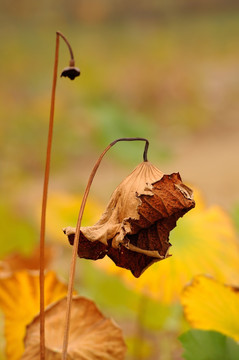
xmin=60 ymin=66 xmax=80 ymax=80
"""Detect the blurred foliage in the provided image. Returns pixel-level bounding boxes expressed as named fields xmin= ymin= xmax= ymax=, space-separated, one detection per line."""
xmin=0 ymin=202 xmax=37 ymax=258
xmin=126 ymin=336 xmax=153 ymax=359
xmin=231 ymin=203 xmax=239 ymax=234
xmin=1 ymin=8 xmax=239 ymax=193
xmin=45 ymin=192 xmax=104 ymax=244
xmin=181 ymin=275 xmax=239 ymax=342
xmin=1 ymin=0 xmax=239 ymax=23
xmin=180 ymin=330 xmax=239 ymax=360
xmin=0 ymin=2 xmax=239 ymax=359
xmin=75 ymin=260 xmax=187 ymax=360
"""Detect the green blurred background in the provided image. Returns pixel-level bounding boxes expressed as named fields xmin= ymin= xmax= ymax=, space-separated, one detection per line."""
xmin=1 ymin=1 xmax=239 ymax=359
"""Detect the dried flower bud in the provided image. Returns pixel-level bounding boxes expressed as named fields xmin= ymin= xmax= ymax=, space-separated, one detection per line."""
xmin=60 ymin=66 xmax=80 ymax=80
xmin=64 ymin=161 xmax=195 ymax=277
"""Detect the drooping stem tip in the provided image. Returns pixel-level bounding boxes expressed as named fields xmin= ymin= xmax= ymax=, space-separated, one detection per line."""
xmin=110 ymin=137 xmax=149 ymax=162
xmin=56 ymin=31 xmax=75 ymax=63
xmin=56 ymin=31 xmax=80 ymax=80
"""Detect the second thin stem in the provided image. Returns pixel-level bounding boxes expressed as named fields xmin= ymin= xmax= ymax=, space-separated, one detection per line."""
xmin=62 ymin=137 xmax=149 ymax=359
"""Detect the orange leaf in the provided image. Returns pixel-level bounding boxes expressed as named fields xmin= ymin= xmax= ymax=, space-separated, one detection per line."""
xmin=1 ymin=245 xmax=55 ymax=272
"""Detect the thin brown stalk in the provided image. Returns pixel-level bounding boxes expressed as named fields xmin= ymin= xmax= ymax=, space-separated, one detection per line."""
xmin=39 ymin=31 xmax=79 ymax=360
xmin=133 ymin=292 xmax=148 ymax=360
xmin=39 ymin=32 xmax=60 ymax=359
xmin=62 ymin=137 xmax=149 ymax=360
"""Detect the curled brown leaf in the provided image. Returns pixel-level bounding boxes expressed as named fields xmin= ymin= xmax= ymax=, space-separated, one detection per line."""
xmin=64 ymin=162 xmax=195 ymax=277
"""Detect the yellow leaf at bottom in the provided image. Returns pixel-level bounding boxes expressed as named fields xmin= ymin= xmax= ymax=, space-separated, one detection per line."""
xmin=0 ymin=270 xmax=68 ymax=360
xmin=181 ymin=275 xmax=239 ymax=341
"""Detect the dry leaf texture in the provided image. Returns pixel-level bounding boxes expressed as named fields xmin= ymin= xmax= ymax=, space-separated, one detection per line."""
xmin=64 ymin=162 xmax=195 ymax=277
xmin=22 ymin=296 xmax=126 ymax=360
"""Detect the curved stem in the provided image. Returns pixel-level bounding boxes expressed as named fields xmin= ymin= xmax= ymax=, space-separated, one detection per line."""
xmin=110 ymin=137 xmax=149 ymax=162
xmin=56 ymin=31 xmax=75 ymax=63
xmin=39 ymin=32 xmax=60 ymax=360
xmin=62 ymin=137 xmax=149 ymax=359
xmin=40 ymin=31 xmax=77 ymax=360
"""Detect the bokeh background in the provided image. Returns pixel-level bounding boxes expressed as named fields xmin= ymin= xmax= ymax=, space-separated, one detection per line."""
xmin=1 ymin=1 xmax=239 ymax=359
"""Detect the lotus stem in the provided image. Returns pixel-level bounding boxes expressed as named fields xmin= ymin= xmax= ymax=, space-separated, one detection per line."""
xmin=39 ymin=31 xmax=78 ymax=360
xmin=62 ymin=137 xmax=149 ymax=359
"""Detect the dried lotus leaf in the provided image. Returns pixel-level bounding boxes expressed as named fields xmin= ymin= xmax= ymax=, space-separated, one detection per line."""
xmin=64 ymin=162 xmax=195 ymax=277
xmin=22 ymin=296 xmax=126 ymax=360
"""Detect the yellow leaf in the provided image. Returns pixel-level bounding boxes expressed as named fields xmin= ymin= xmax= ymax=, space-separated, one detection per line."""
xmin=181 ymin=275 xmax=239 ymax=341
xmin=42 ymin=192 xmax=103 ymax=244
xmin=0 ymin=270 xmax=68 ymax=360
xmin=96 ymin=190 xmax=239 ymax=303
xmin=22 ymin=296 xmax=127 ymax=360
